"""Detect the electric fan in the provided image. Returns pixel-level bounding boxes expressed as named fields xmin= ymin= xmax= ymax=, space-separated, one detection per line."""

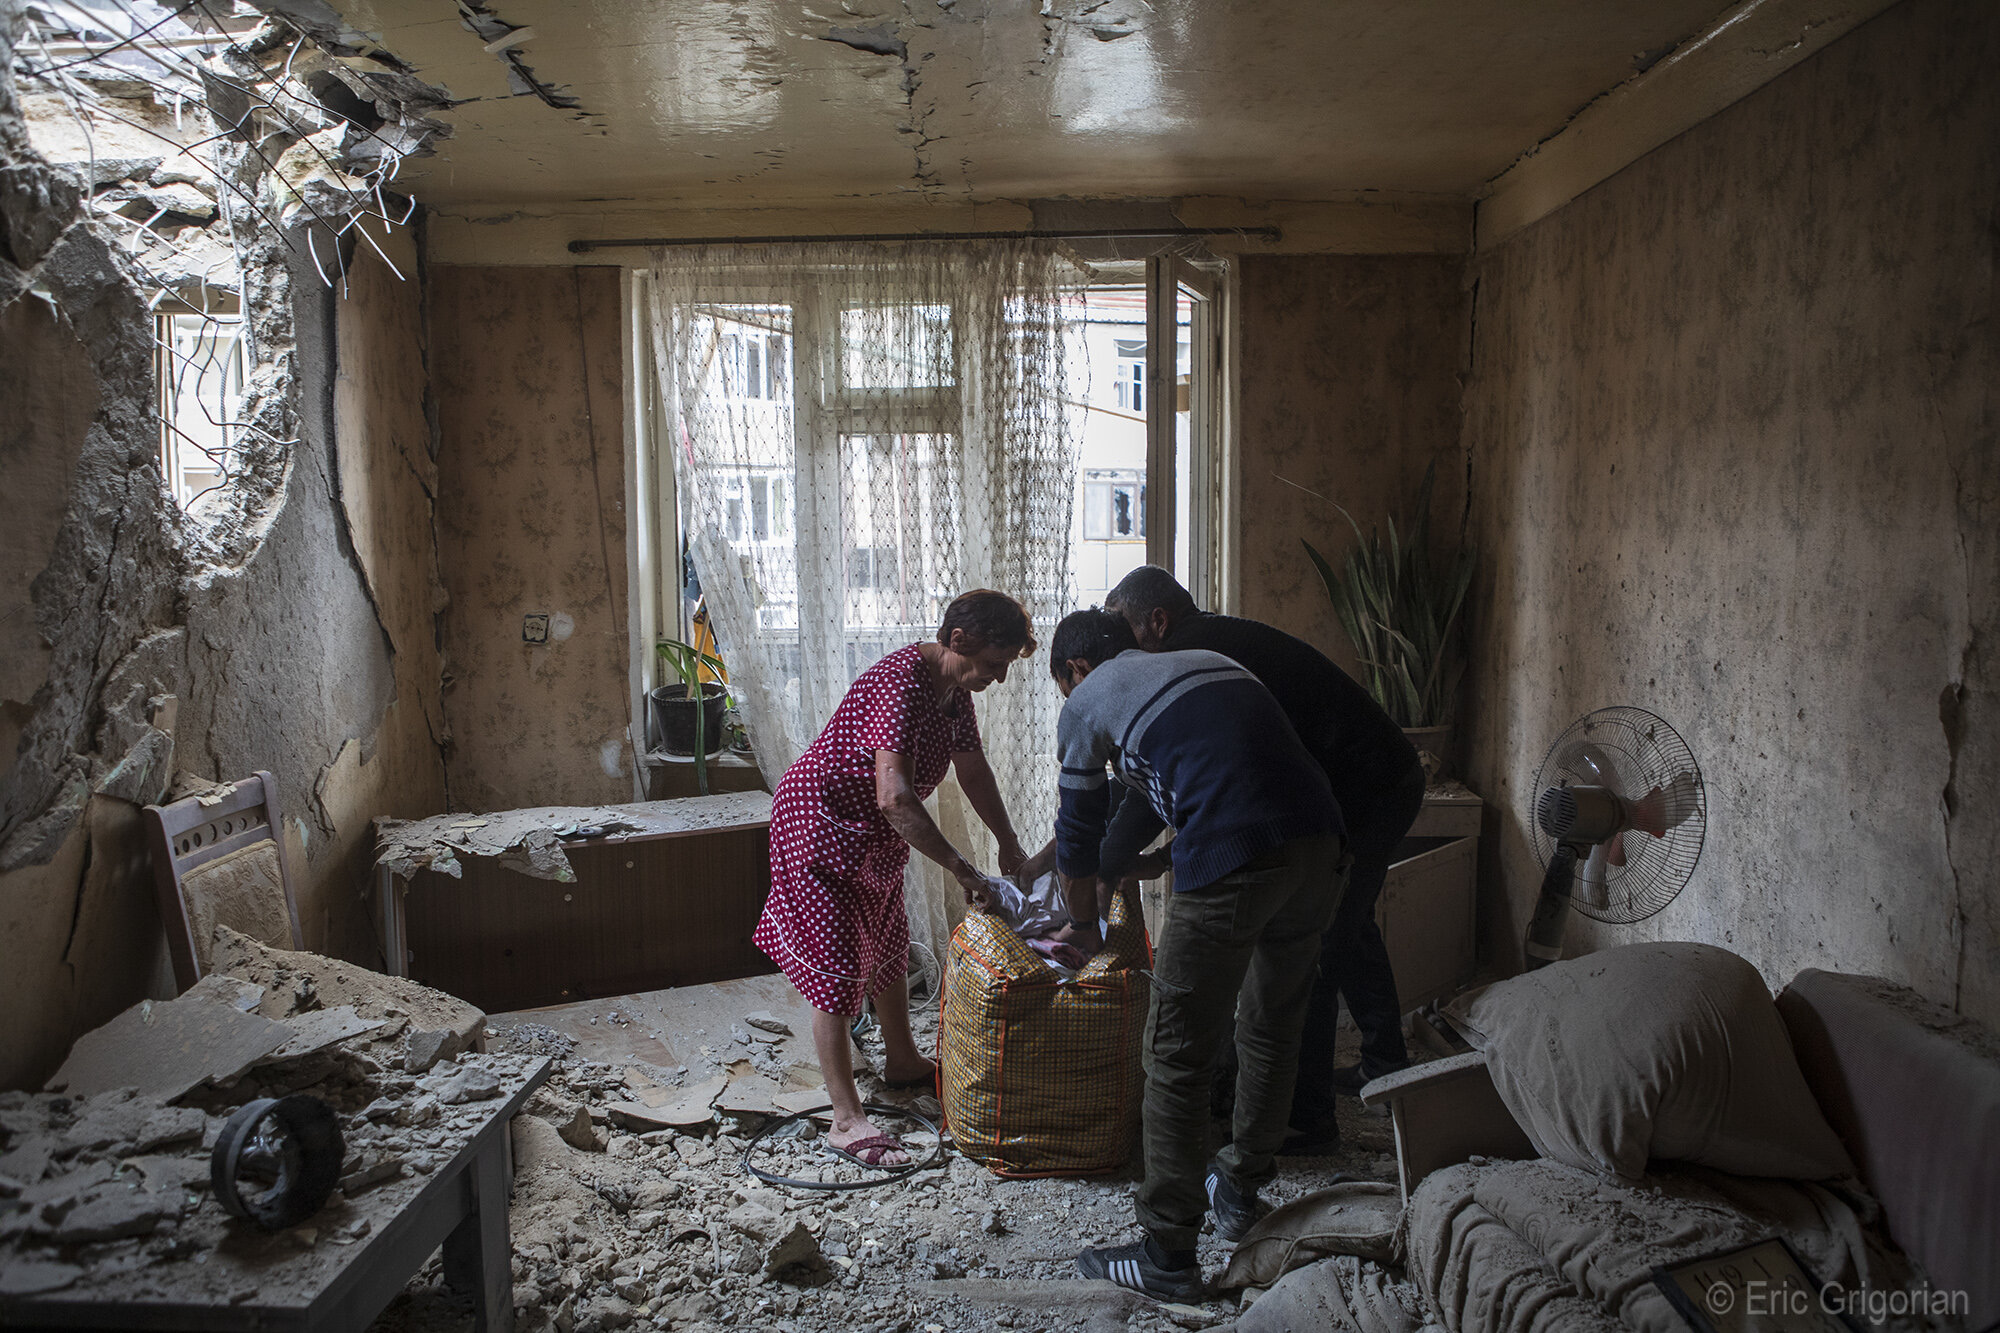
xmin=1524 ymin=706 xmax=1706 ymax=968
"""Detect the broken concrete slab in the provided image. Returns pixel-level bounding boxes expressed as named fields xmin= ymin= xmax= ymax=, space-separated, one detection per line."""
xmin=603 ymin=1101 xmax=679 ymax=1133
xmin=261 ymin=1006 xmax=383 ymax=1063
xmin=0 ymin=1258 xmax=84 ymax=1295
xmin=185 ymin=973 xmax=264 ymax=1012
xmin=716 ymin=1069 xmax=784 ymax=1117
xmin=403 ymin=1027 xmax=466 ymax=1073
xmin=337 ymin=1156 xmax=401 ymax=1196
xmin=133 ymin=1105 xmax=209 ymax=1152
xmin=742 ymin=1011 xmax=792 ymax=1037
xmin=122 ymin=1154 xmax=209 ymax=1196
xmin=46 ymin=991 xmax=293 ymax=1102
xmin=0 ymin=1138 xmax=54 ymax=1185
xmin=429 ymin=1066 xmax=501 ymax=1105
xmin=53 ymin=1185 xmax=182 ymax=1242
xmin=771 ymin=1088 xmax=833 ymax=1116
xmin=634 ymin=1073 xmax=728 ymax=1128
xmin=556 ymin=1105 xmax=602 ymax=1152
xmin=208 ymin=926 xmax=484 ymax=1051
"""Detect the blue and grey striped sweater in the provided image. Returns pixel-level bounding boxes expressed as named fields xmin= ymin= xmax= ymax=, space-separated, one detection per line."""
xmin=1054 ymin=648 xmax=1344 ymax=892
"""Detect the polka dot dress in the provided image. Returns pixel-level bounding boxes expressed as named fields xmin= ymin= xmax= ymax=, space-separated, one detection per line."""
xmin=755 ymin=644 xmax=982 ymax=1016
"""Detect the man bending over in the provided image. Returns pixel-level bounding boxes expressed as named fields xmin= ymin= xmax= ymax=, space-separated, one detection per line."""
xmin=1107 ymin=566 xmax=1426 ymax=1150
xmin=1050 ymin=607 xmax=1348 ymax=1299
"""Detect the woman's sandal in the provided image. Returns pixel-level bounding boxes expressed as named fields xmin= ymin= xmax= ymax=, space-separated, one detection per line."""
xmin=826 ymin=1133 xmax=912 ymax=1168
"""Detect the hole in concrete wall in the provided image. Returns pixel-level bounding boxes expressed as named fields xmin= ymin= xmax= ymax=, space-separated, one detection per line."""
xmin=12 ymin=2 xmax=447 ymax=546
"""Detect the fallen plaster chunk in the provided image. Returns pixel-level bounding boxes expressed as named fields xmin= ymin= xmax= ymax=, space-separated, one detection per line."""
xmin=556 ymin=1105 xmax=603 ymax=1151
xmin=771 ymin=1087 xmax=832 ymax=1116
xmin=742 ymin=1011 xmax=792 ymax=1036
xmin=404 ymin=1027 xmax=468 ymax=1073
xmin=430 ymin=1066 xmax=502 ymax=1105
xmin=53 ymin=1185 xmax=183 ymax=1242
xmin=260 ymin=1006 xmax=383 ymax=1063
xmin=47 ymin=995 xmax=292 ymax=1102
xmin=0 ymin=1258 xmax=84 ymax=1295
xmin=0 ymin=1139 xmax=55 ymax=1185
xmin=133 ymin=1105 xmax=209 ymax=1152
xmin=208 ymin=926 xmax=484 ymax=1050
xmin=337 ymin=1156 xmax=401 ymax=1196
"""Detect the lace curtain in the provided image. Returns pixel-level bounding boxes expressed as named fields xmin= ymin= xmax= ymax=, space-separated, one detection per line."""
xmin=642 ymin=240 xmax=1083 ymax=975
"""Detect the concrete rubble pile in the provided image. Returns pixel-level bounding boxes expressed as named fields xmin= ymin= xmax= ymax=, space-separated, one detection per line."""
xmin=431 ymin=1002 xmax=1408 ymax=1333
xmin=0 ymin=926 xmax=526 ymax=1305
xmin=3 ymin=920 xmax=1407 ymax=1331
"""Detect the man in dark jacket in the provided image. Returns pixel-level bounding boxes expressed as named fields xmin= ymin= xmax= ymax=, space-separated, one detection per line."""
xmin=1106 ymin=566 xmax=1426 ymax=1150
xmin=1051 ymin=608 xmax=1347 ymax=1299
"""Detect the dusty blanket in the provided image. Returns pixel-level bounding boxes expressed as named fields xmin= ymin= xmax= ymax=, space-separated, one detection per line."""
xmin=1406 ymin=1158 xmax=1946 ymax=1333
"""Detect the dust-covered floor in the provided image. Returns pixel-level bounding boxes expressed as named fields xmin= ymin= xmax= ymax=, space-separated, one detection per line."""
xmin=369 ymin=989 xmax=1404 ymax=1333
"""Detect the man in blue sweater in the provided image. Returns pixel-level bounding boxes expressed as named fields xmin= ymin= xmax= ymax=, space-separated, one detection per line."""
xmin=1050 ymin=608 xmax=1349 ymax=1300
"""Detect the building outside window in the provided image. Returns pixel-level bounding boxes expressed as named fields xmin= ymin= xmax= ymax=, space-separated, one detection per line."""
xmin=1114 ymin=338 xmax=1145 ymax=413
xmin=157 ymin=312 xmax=246 ymax=509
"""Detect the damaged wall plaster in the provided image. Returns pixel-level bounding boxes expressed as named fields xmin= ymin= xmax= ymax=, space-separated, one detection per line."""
xmin=1231 ymin=254 xmax=1471 ymax=681
xmin=0 ymin=8 xmax=456 ymax=1087
xmin=1458 ymin=0 xmax=1999 ymax=1024
xmin=427 ymin=265 xmax=635 ymax=813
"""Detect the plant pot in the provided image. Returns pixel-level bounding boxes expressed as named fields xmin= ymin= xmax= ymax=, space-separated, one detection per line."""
xmin=650 ymin=682 xmax=729 ymax=756
xmin=1403 ymin=725 xmax=1452 ymax=784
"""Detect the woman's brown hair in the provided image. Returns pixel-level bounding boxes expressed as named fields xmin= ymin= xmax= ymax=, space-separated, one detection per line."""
xmin=938 ymin=589 xmax=1036 ymax=657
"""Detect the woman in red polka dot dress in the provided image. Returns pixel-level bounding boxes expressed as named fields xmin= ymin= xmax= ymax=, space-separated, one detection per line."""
xmin=756 ymin=589 xmax=1035 ymax=1166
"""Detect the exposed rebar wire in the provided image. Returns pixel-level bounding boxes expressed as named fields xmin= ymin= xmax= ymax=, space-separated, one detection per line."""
xmin=14 ymin=0 xmax=430 ymax=522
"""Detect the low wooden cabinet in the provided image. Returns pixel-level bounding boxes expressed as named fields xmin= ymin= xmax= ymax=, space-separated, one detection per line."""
xmin=1379 ymin=784 xmax=1482 ymax=1011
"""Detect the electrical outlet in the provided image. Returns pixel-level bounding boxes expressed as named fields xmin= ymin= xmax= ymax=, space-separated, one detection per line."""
xmin=522 ymin=612 xmax=550 ymax=644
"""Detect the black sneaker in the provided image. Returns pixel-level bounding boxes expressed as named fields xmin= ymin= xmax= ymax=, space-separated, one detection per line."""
xmin=1076 ymin=1237 xmax=1204 ymax=1301
xmin=1204 ymin=1160 xmax=1263 ymax=1242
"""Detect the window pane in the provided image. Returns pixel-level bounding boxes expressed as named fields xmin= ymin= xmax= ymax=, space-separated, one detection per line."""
xmin=841 ymin=304 xmax=954 ymax=389
xmin=750 ymin=476 xmax=771 ymax=541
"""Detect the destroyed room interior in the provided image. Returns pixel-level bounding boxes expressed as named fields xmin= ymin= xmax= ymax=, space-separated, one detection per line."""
xmin=0 ymin=0 xmax=1996 ymax=1331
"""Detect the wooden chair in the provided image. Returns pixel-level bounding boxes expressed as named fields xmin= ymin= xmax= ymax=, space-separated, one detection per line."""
xmin=144 ymin=770 xmax=304 ymax=993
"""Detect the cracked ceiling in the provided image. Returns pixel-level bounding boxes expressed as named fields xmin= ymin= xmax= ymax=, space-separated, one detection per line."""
xmin=291 ymin=0 xmax=1741 ymax=210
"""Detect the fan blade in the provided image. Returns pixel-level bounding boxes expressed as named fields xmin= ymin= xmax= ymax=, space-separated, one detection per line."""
xmin=1525 ymin=845 xmax=1578 ymax=969
xmin=1571 ymin=743 xmax=1618 ymax=789
xmin=1580 ymin=841 xmax=1613 ymax=906
xmin=1658 ymin=770 xmax=1700 ymax=831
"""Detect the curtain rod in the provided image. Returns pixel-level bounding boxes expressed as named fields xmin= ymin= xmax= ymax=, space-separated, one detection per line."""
xmin=567 ymin=226 xmax=1282 ymax=253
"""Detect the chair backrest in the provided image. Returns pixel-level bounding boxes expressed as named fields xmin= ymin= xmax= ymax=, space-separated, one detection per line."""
xmin=143 ymin=771 xmax=303 ymax=993
xmin=1776 ymin=969 xmax=2000 ymax=1332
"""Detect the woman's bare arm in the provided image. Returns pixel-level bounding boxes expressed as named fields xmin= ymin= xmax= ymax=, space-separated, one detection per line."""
xmin=951 ymin=748 xmax=1026 ymax=876
xmin=875 ymin=750 xmax=992 ymax=907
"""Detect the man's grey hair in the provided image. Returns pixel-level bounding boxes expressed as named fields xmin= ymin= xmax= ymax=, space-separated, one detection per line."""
xmin=1106 ymin=565 xmax=1197 ymax=623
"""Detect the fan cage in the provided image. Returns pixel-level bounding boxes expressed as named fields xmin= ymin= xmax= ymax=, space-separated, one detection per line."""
xmin=1529 ymin=706 xmax=1706 ymax=925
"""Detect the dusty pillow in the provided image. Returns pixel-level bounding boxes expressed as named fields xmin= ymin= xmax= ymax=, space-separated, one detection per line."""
xmin=1449 ymin=942 xmax=1854 ymax=1183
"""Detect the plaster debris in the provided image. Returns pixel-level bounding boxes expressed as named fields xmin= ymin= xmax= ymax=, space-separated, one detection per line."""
xmin=372 ymin=792 xmax=770 ymax=885
xmin=46 ymin=993 xmax=293 ymax=1102
xmin=430 ymin=1065 xmax=503 ymax=1105
xmin=744 ymin=1011 xmax=794 ymax=1037
xmin=404 ymin=1027 xmax=468 ymax=1073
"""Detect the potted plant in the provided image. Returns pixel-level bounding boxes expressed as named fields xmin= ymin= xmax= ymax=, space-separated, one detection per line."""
xmin=1302 ymin=461 xmax=1474 ymax=779
xmin=652 ymin=637 xmax=730 ymax=794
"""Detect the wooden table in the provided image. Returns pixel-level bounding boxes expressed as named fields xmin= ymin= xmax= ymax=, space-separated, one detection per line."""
xmin=1 ymin=1055 xmax=549 ymax=1333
